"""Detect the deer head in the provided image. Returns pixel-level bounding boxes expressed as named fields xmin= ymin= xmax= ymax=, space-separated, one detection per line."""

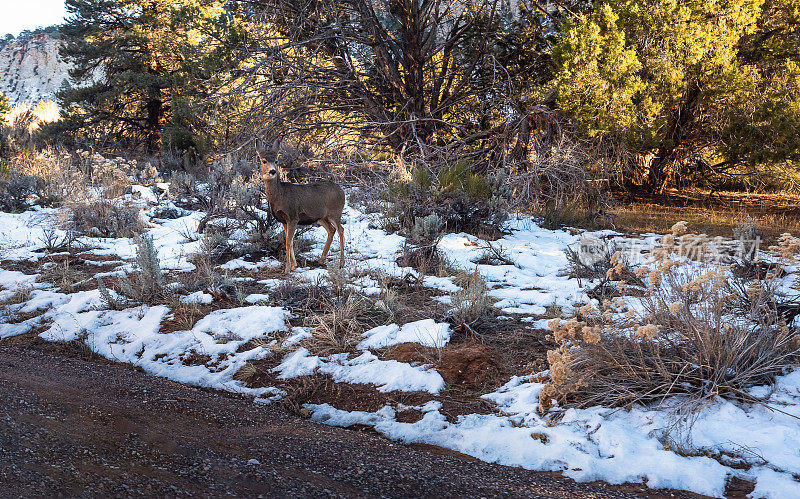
xmin=256 ymin=140 xmax=280 ymax=182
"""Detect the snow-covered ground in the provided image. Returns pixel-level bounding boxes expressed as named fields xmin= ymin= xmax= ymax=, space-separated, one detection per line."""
xmin=1 ymin=189 xmax=799 ymax=498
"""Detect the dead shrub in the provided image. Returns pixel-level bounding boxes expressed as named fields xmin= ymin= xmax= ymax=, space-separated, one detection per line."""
xmin=68 ymin=199 xmax=143 ymax=238
xmin=178 ymin=157 xmax=275 ymax=243
xmin=271 ymin=278 xmax=332 ymax=310
xmin=540 ymin=224 xmax=800 ymax=415
xmin=472 ymin=241 xmax=515 ymax=266
xmin=508 ymin=134 xmax=592 ymax=213
xmin=279 ymin=376 xmax=340 ymax=417
xmin=39 ymin=228 xmax=83 ymax=253
xmin=564 ymin=238 xmax=644 ymax=301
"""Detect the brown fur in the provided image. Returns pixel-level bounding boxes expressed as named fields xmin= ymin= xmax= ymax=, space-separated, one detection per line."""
xmin=257 ymin=147 xmax=346 ymax=273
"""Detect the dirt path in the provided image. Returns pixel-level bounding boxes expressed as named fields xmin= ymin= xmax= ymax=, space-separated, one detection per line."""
xmin=0 ymin=342 xmax=698 ymax=498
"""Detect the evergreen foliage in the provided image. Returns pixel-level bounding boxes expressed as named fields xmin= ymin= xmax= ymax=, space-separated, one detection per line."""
xmin=555 ymin=0 xmax=800 ymax=191
xmin=12 ymin=0 xmax=800 ymax=193
xmin=0 ymin=92 xmax=10 ymax=121
xmin=51 ymin=0 xmax=245 ymax=153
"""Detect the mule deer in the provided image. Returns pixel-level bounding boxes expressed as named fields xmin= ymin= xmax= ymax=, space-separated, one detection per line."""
xmin=256 ymin=146 xmax=346 ymax=273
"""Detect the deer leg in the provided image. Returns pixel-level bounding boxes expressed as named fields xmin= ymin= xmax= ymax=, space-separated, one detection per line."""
xmin=286 ymin=220 xmax=298 ymax=272
xmin=281 ymin=222 xmax=290 ymax=273
xmin=335 ymin=219 xmax=345 ymax=268
xmin=318 ymin=219 xmax=335 ymax=265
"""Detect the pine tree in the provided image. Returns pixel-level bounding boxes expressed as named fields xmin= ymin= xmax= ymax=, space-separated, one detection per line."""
xmin=54 ymin=0 xmax=239 ymax=152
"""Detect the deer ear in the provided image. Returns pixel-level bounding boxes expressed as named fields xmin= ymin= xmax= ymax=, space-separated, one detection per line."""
xmin=271 ymin=138 xmax=281 ymax=154
xmin=255 ymin=147 xmax=270 ymax=176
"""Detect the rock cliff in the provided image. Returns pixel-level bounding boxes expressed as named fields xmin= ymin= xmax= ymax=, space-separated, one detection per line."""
xmin=0 ymin=33 xmax=70 ymax=105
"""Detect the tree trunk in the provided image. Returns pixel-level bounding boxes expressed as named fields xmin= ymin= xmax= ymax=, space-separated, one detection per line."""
xmin=145 ymin=90 xmax=163 ymax=152
xmin=645 ymin=82 xmax=701 ymax=193
xmin=646 ymin=149 xmax=671 ymax=193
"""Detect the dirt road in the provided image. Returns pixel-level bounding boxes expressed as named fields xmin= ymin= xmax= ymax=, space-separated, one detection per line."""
xmin=0 ymin=342 xmax=692 ymax=498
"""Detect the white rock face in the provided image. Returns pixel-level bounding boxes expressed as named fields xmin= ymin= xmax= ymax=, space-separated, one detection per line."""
xmin=0 ymin=34 xmax=71 ymax=105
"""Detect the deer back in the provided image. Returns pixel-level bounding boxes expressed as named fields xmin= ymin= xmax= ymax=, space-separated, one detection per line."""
xmin=271 ymin=180 xmax=345 ymax=226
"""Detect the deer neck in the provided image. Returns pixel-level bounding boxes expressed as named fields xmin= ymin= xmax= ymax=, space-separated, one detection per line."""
xmin=264 ymin=178 xmax=282 ymax=205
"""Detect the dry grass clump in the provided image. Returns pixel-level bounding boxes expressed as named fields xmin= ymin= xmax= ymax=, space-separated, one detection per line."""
xmin=301 ymin=292 xmax=388 ymax=356
xmin=232 ymin=361 xmax=258 ymax=382
xmin=0 ymin=286 xmax=37 ymax=324
xmin=0 ymin=286 xmax=32 ymax=307
xmin=539 ymin=223 xmax=800 ymax=414
xmin=769 ymin=233 xmax=800 ymax=262
xmin=38 ymin=258 xmax=89 ymax=293
xmin=160 ymin=301 xmax=213 ymax=333
xmin=1 ymin=149 xmax=89 ymax=208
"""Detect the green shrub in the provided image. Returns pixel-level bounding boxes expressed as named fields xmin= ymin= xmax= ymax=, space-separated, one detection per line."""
xmin=0 ymin=171 xmax=39 ymax=211
xmin=109 ymin=235 xmax=171 ymax=307
xmin=449 ymin=270 xmax=491 ymax=325
xmin=438 ymin=161 xmax=491 ymax=199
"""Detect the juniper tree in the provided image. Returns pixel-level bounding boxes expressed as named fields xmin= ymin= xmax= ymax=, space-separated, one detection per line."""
xmin=0 ymin=92 xmax=10 ymax=121
xmin=554 ymin=0 xmax=800 ymax=192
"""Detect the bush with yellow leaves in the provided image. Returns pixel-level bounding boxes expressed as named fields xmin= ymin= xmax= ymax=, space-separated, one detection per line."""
xmin=539 ymin=222 xmax=800 ymax=414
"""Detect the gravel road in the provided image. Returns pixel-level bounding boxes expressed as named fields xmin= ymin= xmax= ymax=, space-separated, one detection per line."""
xmin=0 ymin=343 xmax=698 ymax=498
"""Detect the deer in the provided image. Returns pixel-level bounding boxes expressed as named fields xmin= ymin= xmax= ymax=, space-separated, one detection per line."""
xmin=256 ymin=145 xmax=346 ymax=274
